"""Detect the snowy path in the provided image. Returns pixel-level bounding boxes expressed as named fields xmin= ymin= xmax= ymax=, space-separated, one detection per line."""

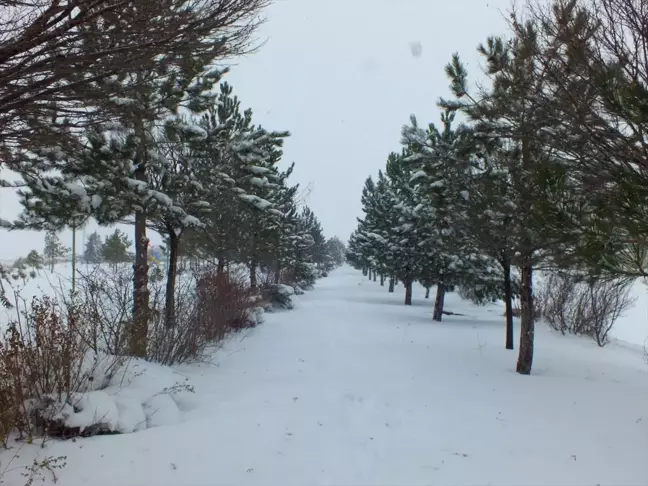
xmin=16 ymin=267 xmax=648 ymax=485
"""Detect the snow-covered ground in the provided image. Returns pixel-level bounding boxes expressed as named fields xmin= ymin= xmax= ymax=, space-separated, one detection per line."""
xmin=2 ymin=265 xmax=647 ymax=485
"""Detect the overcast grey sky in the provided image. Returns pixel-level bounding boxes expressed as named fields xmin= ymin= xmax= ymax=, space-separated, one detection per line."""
xmin=0 ymin=0 xmax=511 ymax=260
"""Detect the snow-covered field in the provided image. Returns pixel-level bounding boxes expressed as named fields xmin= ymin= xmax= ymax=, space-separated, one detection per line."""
xmin=2 ymin=265 xmax=647 ymax=485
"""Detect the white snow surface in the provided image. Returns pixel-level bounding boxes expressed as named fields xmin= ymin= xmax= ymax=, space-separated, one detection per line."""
xmin=2 ymin=266 xmax=647 ymax=485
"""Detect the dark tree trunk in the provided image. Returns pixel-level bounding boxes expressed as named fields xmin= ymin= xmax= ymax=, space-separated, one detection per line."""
xmin=131 ymin=122 xmax=150 ymax=358
xmin=362 ymin=267 xmax=368 ymax=276
xmin=404 ymin=278 xmax=413 ymax=305
xmin=425 ymin=287 xmax=430 ymax=299
xmin=164 ymin=229 xmax=180 ymax=328
xmin=516 ymin=137 xmax=534 ymax=373
xmin=250 ymin=259 xmax=258 ymax=289
xmin=373 ymin=271 xmax=377 ymax=282
xmin=217 ymin=255 xmax=226 ymax=275
xmin=71 ymin=227 xmax=77 ymax=293
xmin=502 ymin=254 xmax=514 ymax=350
xmin=131 ymin=209 xmax=149 ymax=358
xmin=274 ymin=264 xmax=281 ymax=284
xmin=433 ymin=282 xmax=446 ymax=321
xmin=388 ymin=277 xmax=395 ymax=293
xmin=380 ymin=274 xmax=384 ymax=286
xmin=516 ymin=259 xmax=534 ymax=375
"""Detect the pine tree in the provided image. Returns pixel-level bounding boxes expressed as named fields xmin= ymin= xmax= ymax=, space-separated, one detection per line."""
xmin=402 ymin=110 xmax=503 ymax=321
xmin=25 ymin=250 xmax=44 ymax=271
xmin=384 ymin=152 xmax=423 ymax=305
xmin=84 ymin=232 xmax=103 ymax=264
xmin=176 ymin=83 xmax=290 ymax=289
xmin=325 ymin=237 xmax=347 ymax=269
xmin=0 ymin=0 xmax=270 ymax=175
xmin=517 ymin=0 xmax=648 ymax=280
xmin=43 ymin=231 xmax=68 ymax=273
xmin=102 ymin=230 xmax=132 ymax=268
xmin=440 ymin=26 xmax=565 ymax=373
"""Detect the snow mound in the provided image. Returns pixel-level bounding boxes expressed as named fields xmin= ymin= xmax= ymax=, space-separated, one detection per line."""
xmin=276 ymin=284 xmax=295 ymax=296
xmin=27 ymin=356 xmax=195 ymax=437
xmin=50 ymin=391 xmax=120 ymax=434
xmin=143 ymin=394 xmax=181 ymax=428
xmin=246 ymin=305 xmax=266 ymax=326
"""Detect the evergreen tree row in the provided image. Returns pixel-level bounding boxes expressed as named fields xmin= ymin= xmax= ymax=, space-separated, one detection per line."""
xmin=9 ymin=71 xmax=343 ymax=355
xmin=348 ymin=0 xmax=648 ymax=375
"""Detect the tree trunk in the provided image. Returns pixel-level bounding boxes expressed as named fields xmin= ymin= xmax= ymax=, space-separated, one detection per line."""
xmin=362 ymin=268 xmax=368 ymax=276
xmin=131 ymin=210 xmax=149 ymax=358
xmin=71 ymin=226 xmax=76 ymax=293
xmin=425 ymin=287 xmax=430 ymax=299
xmin=274 ymin=264 xmax=281 ymax=284
xmin=131 ymin=120 xmax=150 ymax=358
xmin=502 ymin=255 xmax=514 ymax=350
xmin=380 ymin=274 xmax=384 ymax=286
xmin=433 ymin=283 xmax=446 ymax=321
xmin=388 ymin=277 xmax=395 ymax=293
xmin=217 ymin=256 xmax=226 ymax=275
xmin=250 ymin=259 xmax=258 ymax=289
xmin=373 ymin=271 xmax=377 ymax=282
xmin=164 ymin=230 xmax=180 ymax=328
xmin=516 ymin=259 xmax=534 ymax=375
xmin=404 ymin=278 xmax=412 ymax=305
xmin=516 ymin=136 xmax=534 ymax=374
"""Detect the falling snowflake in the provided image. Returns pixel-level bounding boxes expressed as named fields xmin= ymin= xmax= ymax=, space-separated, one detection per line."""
xmin=409 ymin=41 xmax=423 ymax=58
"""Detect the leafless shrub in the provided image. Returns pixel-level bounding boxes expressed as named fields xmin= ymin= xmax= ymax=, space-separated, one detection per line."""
xmin=72 ymin=265 xmax=133 ymax=355
xmin=147 ymin=263 xmax=261 ymax=365
xmin=534 ymin=273 xmax=581 ymax=333
xmin=73 ymin=263 xmax=261 ymax=366
xmin=193 ymin=266 xmax=260 ymax=337
xmin=146 ymin=269 xmax=208 ymax=365
xmin=0 ymin=261 xmax=264 ymax=448
xmin=536 ymin=272 xmax=636 ymax=346
xmin=0 ymin=293 xmax=123 ymax=444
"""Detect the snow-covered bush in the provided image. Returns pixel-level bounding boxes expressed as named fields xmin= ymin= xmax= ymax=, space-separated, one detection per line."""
xmin=293 ymin=262 xmax=318 ymax=290
xmin=261 ymin=283 xmax=295 ymax=311
xmin=0 ymin=260 xmax=266 ymax=444
xmin=0 ymin=285 xmax=197 ymax=443
xmin=536 ymin=272 xmax=635 ymax=346
xmin=246 ymin=305 xmax=266 ymax=327
xmin=18 ymin=357 xmax=195 ymax=439
xmin=0 ymin=295 xmax=123 ymax=442
xmin=293 ymin=285 xmax=305 ymax=296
